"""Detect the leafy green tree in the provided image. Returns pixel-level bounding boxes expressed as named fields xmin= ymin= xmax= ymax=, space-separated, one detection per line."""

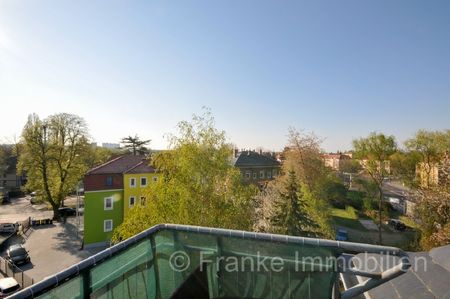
xmin=85 ymin=146 xmax=115 ymax=169
xmin=18 ymin=113 xmax=90 ymax=220
xmin=270 ymin=171 xmax=318 ymax=236
xmin=340 ymin=159 xmax=362 ymax=174
xmin=120 ymin=135 xmax=151 ymax=155
xmin=390 ymin=150 xmax=421 ymax=187
xmin=283 ymin=129 xmax=335 ymax=236
xmin=405 ymin=130 xmax=448 ymax=187
xmin=112 ymin=111 xmax=256 ymax=242
xmin=324 ymin=180 xmax=348 ymax=208
xmin=404 ymin=129 xmax=450 ymax=249
xmin=353 ymin=132 xmax=397 ymax=244
xmin=0 ymin=145 xmax=6 ymax=177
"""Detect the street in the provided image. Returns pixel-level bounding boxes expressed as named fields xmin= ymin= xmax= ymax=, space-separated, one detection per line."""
xmin=1 ymin=196 xmax=95 ymax=283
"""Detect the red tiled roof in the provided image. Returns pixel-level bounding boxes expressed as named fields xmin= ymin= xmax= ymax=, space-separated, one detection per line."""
xmin=87 ymin=155 xmax=147 ymax=175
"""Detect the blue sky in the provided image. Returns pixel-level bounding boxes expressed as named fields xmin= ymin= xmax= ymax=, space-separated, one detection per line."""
xmin=1 ymin=1 xmax=449 ymax=151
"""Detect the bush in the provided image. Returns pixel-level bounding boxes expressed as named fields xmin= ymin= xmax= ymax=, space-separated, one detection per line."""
xmin=347 ymin=190 xmax=364 ymax=210
xmin=363 ymin=197 xmax=379 ymax=211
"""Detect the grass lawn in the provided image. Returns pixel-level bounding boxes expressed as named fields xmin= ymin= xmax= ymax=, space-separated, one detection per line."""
xmin=331 ymin=207 xmax=367 ymax=231
xmin=331 ymin=206 xmax=418 ymax=249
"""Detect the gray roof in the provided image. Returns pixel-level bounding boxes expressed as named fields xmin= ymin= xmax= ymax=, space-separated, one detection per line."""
xmin=124 ymin=160 xmax=156 ymax=174
xmin=350 ymin=245 xmax=450 ymax=298
xmin=233 ymin=151 xmax=280 ymax=168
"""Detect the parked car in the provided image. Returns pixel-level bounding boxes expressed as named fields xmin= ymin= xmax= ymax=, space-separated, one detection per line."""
xmin=6 ymin=244 xmax=30 ymax=265
xmin=0 ymin=277 xmax=20 ymax=298
xmin=336 ymin=229 xmax=348 ymax=241
xmin=388 ymin=219 xmax=406 ymax=231
xmin=29 ymin=191 xmax=39 ymax=204
xmin=58 ymin=207 xmax=77 ymax=217
xmin=0 ymin=223 xmax=18 ymax=234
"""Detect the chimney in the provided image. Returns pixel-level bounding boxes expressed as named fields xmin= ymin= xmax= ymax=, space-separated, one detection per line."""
xmin=234 ymin=148 xmax=239 ymax=158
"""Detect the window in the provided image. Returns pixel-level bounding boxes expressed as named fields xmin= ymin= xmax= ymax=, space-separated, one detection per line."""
xmin=105 ymin=176 xmax=113 ymax=186
xmin=140 ymin=196 xmax=146 ymax=206
xmin=129 ymin=196 xmax=135 ymax=207
xmin=245 ymin=172 xmax=251 ymax=179
xmin=104 ymin=197 xmax=113 ymax=210
xmin=130 ymin=177 xmax=136 ymax=187
xmin=104 ymin=220 xmax=113 ymax=232
xmin=267 ymin=171 xmax=272 ymax=179
xmin=273 ymin=169 xmax=277 ymax=177
xmin=260 ymin=171 xmax=264 ymax=179
xmin=141 ymin=177 xmax=147 ymax=187
xmin=253 ymin=172 xmax=257 ymax=179
xmin=152 ymin=176 xmax=158 ymax=182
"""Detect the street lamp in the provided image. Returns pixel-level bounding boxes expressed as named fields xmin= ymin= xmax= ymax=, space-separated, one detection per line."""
xmin=76 ymin=182 xmax=81 ymax=240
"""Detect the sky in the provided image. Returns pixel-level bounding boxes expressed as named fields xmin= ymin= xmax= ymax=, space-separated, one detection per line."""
xmin=0 ymin=1 xmax=449 ymax=152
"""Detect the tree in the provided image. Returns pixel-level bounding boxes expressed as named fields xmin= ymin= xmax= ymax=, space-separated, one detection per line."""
xmin=253 ymin=182 xmax=279 ymax=233
xmin=283 ymin=128 xmax=325 ymax=191
xmin=353 ymin=132 xmax=397 ymax=244
xmin=85 ymin=146 xmax=115 ymax=169
xmin=270 ymin=171 xmax=318 ymax=236
xmin=390 ymin=150 xmax=421 ymax=187
xmin=404 ymin=129 xmax=450 ymax=249
xmin=0 ymin=145 xmax=6 ymax=177
xmin=405 ymin=130 xmax=448 ymax=187
xmin=112 ymin=110 xmax=256 ymax=242
xmin=340 ymin=159 xmax=362 ymax=174
xmin=120 ymin=135 xmax=151 ymax=155
xmin=18 ymin=113 xmax=90 ymax=220
xmin=414 ymin=187 xmax=450 ymax=249
xmin=255 ymin=128 xmax=335 ymax=238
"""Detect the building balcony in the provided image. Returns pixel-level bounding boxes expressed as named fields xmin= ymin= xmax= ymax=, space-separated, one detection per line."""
xmin=10 ymin=224 xmax=410 ymax=299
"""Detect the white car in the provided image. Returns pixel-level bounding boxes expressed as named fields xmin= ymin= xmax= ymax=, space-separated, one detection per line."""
xmin=0 ymin=277 xmax=20 ymax=298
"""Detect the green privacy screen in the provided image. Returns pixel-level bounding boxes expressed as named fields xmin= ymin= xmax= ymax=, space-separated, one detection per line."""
xmin=35 ymin=227 xmax=342 ymax=299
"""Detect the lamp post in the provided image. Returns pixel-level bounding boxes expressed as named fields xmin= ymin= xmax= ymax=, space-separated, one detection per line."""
xmin=76 ymin=182 xmax=81 ymax=239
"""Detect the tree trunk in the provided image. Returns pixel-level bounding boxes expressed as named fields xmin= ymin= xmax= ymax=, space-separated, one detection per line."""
xmin=378 ymin=185 xmax=383 ymax=245
xmin=51 ymin=203 xmax=61 ymax=221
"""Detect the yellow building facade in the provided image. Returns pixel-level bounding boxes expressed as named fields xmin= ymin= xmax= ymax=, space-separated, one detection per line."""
xmin=123 ymin=162 xmax=160 ymax=217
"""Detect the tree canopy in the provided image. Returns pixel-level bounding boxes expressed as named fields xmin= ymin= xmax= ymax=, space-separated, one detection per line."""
xmin=270 ymin=171 xmax=318 ymax=236
xmin=112 ymin=111 xmax=257 ymax=242
xmin=121 ymin=135 xmax=151 ymax=155
xmin=402 ymin=129 xmax=450 ymax=249
xmin=18 ymin=113 xmax=90 ymax=219
xmin=352 ymin=132 xmax=397 ymax=244
xmin=255 ymin=129 xmax=334 ymax=239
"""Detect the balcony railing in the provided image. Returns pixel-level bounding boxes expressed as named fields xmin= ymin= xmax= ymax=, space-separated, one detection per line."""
xmin=9 ymin=224 xmax=410 ymax=299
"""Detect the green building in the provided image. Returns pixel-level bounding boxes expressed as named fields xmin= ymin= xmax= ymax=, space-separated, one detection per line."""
xmin=83 ymin=155 xmax=157 ymax=248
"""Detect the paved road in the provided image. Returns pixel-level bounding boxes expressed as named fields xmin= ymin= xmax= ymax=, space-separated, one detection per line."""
xmin=383 ymin=181 xmax=412 ymax=198
xmin=2 ymin=217 xmax=99 ymax=283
